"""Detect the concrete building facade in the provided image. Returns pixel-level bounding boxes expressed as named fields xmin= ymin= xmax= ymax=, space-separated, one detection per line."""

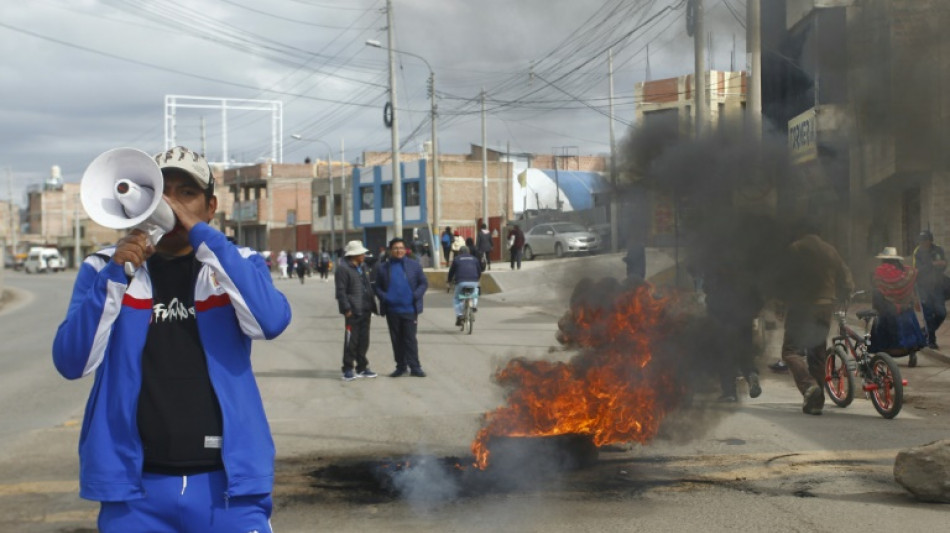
xmin=762 ymin=0 xmax=950 ymax=282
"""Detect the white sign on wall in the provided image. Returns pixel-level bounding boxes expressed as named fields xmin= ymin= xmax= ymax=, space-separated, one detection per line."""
xmin=788 ymin=108 xmax=817 ymax=165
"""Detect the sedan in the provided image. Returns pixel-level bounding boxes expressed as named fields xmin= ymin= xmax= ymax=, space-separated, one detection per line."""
xmin=522 ymin=222 xmax=601 ymax=260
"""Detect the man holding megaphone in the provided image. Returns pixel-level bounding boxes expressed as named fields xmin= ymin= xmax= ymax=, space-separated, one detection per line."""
xmin=53 ymin=146 xmax=292 ymax=533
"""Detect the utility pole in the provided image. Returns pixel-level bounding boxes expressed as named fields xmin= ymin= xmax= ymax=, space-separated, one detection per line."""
xmin=693 ymin=0 xmax=707 ymax=137
xmin=385 ymin=0 xmax=403 ymax=240
xmin=553 ymin=149 xmax=561 ymax=211
xmin=481 ymin=88 xmax=488 ymax=227
xmin=365 ymin=38 xmax=437 ymax=262
xmin=608 ymin=48 xmax=619 ymax=253
xmin=7 ymin=167 xmax=16 ymax=256
xmin=236 ymin=168 xmax=243 ymax=246
xmin=327 ymin=149 xmax=335 ymax=253
xmin=341 ymin=138 xmax=347 ymax=244
xmin=430 ymin=71 xmax=441 ymax=268
xmin=747 ymin=0 xmax=762 ymax=137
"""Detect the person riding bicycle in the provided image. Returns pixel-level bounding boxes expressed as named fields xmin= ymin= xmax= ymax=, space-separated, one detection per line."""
xmin=447 ymin=245 xmax=482 ymax=326
xmin=870 ymin=247 xmax=927 ymax=365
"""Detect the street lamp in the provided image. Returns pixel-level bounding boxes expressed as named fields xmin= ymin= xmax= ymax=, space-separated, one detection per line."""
xmin=291 ymin=134 xmax=335 ymax=254
xmin=366 ymin=39 xmax=441 ymax=267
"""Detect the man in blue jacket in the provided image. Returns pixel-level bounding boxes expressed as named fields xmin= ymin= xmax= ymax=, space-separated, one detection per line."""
xmin=374 ymin=237 xmax=429 ymax=377
xmin=53 ymin=146 xmax=291 ymax=532
xmin=448 ymin=245 xmax=482 ymax=325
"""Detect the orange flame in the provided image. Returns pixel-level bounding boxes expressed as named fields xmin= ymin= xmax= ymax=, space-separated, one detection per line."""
xmin=471 ymin=282 xmax=685 ymax=469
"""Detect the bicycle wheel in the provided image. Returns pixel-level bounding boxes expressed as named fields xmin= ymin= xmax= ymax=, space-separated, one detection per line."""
xmin=824 ymin=345 xmax=854 ymax=408
xmin=868 ymin=352 xmax=903 ymax=419
xmin=465 ymin=300 xmax=474 ymax=334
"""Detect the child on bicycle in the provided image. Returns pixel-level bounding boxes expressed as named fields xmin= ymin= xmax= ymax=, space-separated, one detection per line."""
xmin=447 ymin=245 xmax=482 ymax=326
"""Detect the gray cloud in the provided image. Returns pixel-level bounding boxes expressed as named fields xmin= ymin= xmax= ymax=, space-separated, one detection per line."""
xmin=1 ymin=0 xmax=746 ymax=204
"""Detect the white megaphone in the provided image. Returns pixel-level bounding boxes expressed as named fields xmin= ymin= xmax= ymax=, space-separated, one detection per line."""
xmin=81 ymin=147 xmax=176 ymax=276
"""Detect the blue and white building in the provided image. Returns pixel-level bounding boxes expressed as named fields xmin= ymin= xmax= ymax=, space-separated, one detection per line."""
xmin=352 ymin=159 xmax=428 ymax=252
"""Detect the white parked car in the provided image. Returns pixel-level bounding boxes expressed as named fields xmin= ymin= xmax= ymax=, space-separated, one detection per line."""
xmin=24 ymin=247 xmax=65 ymax=273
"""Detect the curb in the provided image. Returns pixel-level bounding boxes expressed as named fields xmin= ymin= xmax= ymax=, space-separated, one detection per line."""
xmin=921 ymin=347 xmax=950 ymax=366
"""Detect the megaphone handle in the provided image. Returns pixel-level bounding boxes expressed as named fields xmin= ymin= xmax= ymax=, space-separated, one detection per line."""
xmin=122 ymin=225 xmax=166 ymax=279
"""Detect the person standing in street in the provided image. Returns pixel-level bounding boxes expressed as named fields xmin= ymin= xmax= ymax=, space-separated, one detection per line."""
xmin=374 ymin=238 xmax=429 ymax=377
xmin=335 ymin=240 xmax=379 ymax=381
xmin=53 ymin=146 xmax=292 ymax=532
xmin=704 ymin=260 xmax=764 ymax=402
xmin=441 ymin=226 xmax=453 ymax=267
xmin=277 ymin=250 xmax=288 ymax=279
xmin=448 ymin=245 xmax=483 ymax=326
xmin=507 ymin=224 xmax=525 ymax=270
xmin=318 ymin=249 xmax=331 ymax=282
xmin=475 ymin=223 xmax=494 ymax=270
xmin=294 ymin=252 xmax=307 ymax=284
xmin=779 ymin=221 xmax=854 ymax=416
xmin=913 ymin=230 xmax=947 ymax=349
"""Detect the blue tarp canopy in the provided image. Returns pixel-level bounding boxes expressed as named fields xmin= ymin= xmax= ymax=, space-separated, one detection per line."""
xmin=538 ymin=170 xmax=611 ymax=211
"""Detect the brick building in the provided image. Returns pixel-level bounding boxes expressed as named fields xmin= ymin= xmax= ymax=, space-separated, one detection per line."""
xmin=22 ymin=182 xmax=125 ymax=266
xmin=219 ymin=162 xmax=317 ymax=254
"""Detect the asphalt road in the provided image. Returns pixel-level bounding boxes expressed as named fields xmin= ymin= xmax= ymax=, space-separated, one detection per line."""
xmin=2 ymin=261 xmax=950 ymax=532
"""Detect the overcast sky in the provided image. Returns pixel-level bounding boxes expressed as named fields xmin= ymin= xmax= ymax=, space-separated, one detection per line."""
xmin=0 ymin=0 xmax=746 ymax=205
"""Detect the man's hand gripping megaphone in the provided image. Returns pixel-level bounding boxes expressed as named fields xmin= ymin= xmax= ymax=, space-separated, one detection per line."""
xmin=112 ymin=186 xmax=204 ymax=277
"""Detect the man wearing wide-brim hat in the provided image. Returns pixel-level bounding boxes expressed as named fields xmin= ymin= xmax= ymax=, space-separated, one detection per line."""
xmin=334 ymin=240 xmax=379 ymax=381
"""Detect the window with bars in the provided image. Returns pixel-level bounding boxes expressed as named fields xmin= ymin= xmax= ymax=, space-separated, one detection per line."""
xmin=405 ymin=182 xmax=420 ymax=207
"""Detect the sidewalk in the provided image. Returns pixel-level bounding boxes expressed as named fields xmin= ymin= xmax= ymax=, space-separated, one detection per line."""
xmin=928 ymin=322 xmax=950 ymax=365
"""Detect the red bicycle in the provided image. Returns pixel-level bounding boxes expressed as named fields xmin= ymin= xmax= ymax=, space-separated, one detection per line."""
xmin=824 ymin=293 xmax=907 ymax=419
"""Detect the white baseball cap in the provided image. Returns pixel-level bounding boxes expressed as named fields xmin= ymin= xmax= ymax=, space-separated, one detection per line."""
xmin=153 ymin=146 xmax=214 ymax=193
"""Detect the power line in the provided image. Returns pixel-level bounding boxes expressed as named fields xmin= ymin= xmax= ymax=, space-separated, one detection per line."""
xmin=0 ymin=21 xmax=382 ymax=108
xmin=216 ymin=0 xmax=375 ymax=29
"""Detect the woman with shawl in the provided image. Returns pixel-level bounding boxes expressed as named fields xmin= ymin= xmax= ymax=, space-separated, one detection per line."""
xmin=870 ymin=247 xmax=926 ymax=365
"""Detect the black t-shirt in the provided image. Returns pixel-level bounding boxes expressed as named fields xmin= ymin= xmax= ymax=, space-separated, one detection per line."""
xmin=138 ymin=252 xmax=224 ymax=474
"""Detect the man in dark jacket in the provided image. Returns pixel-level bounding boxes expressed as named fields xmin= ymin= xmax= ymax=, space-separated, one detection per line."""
xmin=913 ymin=230 xmax=947 ymax=349
xmin=475 ymin=223 xmax=494 ymax=270
xmin=508 ymin=224 xmax=525 ymax=270
xmin=374 ymin=238 xmax=429 ymax=377
xmin=335 ymin=240 xmax=379 ymax=381
xmin=448 ymin=245 xmax=483 ymax=325
xmin=780 ymin=221 xmax=854 ymax=415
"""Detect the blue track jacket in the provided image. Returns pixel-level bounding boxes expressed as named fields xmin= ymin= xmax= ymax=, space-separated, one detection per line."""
xmin=374 ymin=256 xmax=428 ymax=316
xmin=52 ymin=223 xmax=291 ymax=502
